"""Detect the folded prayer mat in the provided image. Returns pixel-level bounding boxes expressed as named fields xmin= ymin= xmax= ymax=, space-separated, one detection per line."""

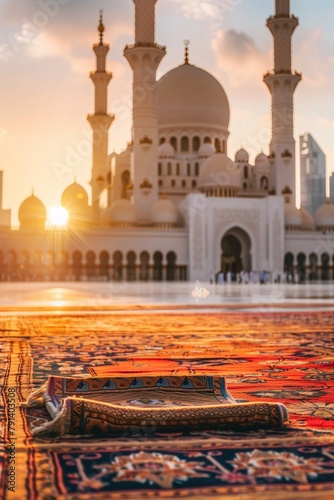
xmin=24 ymin=374 xmax=289 ymax=436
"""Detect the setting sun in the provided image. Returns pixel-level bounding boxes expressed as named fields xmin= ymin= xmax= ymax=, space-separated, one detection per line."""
xmin=49 ymin=206 xmax=68 ymax=227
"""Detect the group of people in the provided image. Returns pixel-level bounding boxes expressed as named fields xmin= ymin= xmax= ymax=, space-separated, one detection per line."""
xmin=214 ymin=270 xmax=272 ymax=284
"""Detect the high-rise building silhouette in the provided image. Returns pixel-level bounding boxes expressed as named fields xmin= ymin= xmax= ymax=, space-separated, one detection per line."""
xmin=330 ymin=173 xmax=334 ymax=205
xmin=300 ymin=133 xmax=326 ymax=216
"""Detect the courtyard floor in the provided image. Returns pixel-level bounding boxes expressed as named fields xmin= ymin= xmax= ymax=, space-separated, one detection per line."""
xmin=1 ymin=281 xmax=334 ymax=313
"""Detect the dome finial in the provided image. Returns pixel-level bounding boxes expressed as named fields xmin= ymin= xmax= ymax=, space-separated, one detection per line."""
xmin=184 ymin=39 xmax=190 ymax=64
xmin=98 ymin=9 xmax=105 ymax=45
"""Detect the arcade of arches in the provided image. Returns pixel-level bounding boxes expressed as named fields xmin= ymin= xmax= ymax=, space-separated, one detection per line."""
xmin=1 ymin=246 xmax=334 ymax=283
xmin=284 ymin=252 xmax=334 ymax=282
xmin=0 ymin=250 xmax=187 ymax=282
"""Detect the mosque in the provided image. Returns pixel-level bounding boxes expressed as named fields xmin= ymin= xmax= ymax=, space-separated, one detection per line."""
xmin=0 ymin=0 xmax=334 ymax=283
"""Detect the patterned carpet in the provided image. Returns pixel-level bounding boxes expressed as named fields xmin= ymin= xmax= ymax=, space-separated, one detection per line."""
xmin=1 ymin=311 xmax=334 ymax=499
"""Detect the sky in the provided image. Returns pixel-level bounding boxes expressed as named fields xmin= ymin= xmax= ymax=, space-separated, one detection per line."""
xmin=0 ymin=0 xmax=333 ymax=226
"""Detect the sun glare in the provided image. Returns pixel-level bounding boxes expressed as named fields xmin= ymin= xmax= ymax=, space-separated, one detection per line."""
xmin=49 ymin=207 xmax=69 ymax=227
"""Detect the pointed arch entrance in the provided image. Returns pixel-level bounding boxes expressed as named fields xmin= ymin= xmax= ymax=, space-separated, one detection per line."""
xmin=220 ymin=227 xmax=251 ymax=280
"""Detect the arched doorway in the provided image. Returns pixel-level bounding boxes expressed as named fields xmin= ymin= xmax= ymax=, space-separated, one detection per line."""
xmin=309 ymin=253 xmax=318 ymax=281
xmin=321 ymin=253 xmax=330 ymax=281
xmin=139 ymin=251 xmax=150 ymax=281
xmin=166 ymin=251 xmax=177 ymax=281
xmin=59 ymin=250 xmax=69 ymax=281
xmin=126 ymin=251 xmax=136 ymax=281
xmin=113 ymin=251 xmax=123 ymax=281
xmin=86 ymin=251 xmax=96 ymax=280
xmin=99 ymin=251 xmax=109 ymax=279
xmin=72 ymin=251 xmax=83 ymax=281
xmin=297 ymin=253 xmax=306 ymax=283
xmin=284 ymin=252 xmax=294 ymax=281
xmin=220 ymin=228 xmax=251 ymax=280
xmin=153 ymin=251 xmax=163 ymax=281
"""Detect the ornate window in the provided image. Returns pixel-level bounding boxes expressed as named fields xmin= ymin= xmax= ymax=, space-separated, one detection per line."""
xmin=195 ymin=163 xmax=199 ymax=176
xmin=181 ymin=136 xmax=189 ymax=152
xmin=170 ymin=136 xmax=177 ymax=151
xmin=192 ymin=136 xmax=200 ymax=152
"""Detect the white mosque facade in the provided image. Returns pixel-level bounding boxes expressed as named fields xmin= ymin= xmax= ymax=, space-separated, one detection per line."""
xmin=0 ymin=0 xmax=334 ymax=283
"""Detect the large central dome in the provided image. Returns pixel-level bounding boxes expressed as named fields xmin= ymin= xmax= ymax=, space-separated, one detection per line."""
xmin=157 ymin=63 xmax=230 ymax=131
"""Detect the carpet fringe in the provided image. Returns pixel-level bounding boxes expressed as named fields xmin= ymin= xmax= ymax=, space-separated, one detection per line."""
xmin=21 ymin=381 xmax=48 ymax=407
xmin=32 ymin=399 xmax=68 ymax=436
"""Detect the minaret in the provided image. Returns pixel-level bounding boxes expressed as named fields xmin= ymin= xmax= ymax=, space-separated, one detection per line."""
xmin=264 ymin=0 xmax=301 ymax=204
xmin=124 ymin=0 xmax=166 ymax=223
xmin=87 ymin=11 xmax=114 ymax=221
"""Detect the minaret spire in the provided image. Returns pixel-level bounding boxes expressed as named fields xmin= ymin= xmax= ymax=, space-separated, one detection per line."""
xmin=124 ymin=0 xmax=166 ymax=223
xmin=264 ymin=0 xmax=301 ymax=205
xmin=87 ymin=12 xmax=114 ymax=221
xmin=184 ymin=40 xmax=190 ymax=64
xmin=98 ymin=10 xmax=104 ymax=45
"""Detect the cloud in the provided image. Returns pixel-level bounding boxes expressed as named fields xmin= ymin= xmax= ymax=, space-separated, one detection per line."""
xmin=0 ymin=0 xmax=132 ymax=72
xmin=0 ymin=44 xmax=10 ymax=60
xmin=215 ymin=29 xmax=258 ymax=60
xmin=170 ymin=0 xmax=243 ymax=21
xmin=212 ymin=29 xmax=270 ymax=87
xmin=296 ymin=28 xmax=334 ymax=89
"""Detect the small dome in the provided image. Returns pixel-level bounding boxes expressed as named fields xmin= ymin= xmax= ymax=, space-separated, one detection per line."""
xmin=18 ymin=194 xmax=46 ymax=230
xmin=235 ymin=148 xmax=249 ymax=163
xmin=158 ymin=142 xmax=175 ymax=158
xmin=198 ymin=152 xmax=240 ymax=189
xmin=255 ymin=152 xmax=269 ymax=165
xmin=61 ymin=182 xmax=89 ymax=208
xmin=157 ymin=64 xmax=230 ymax=131
xmin=300 ymin=208 xmax=315 ymax=230
xmin=198 ymin=142 xmax=215 ymax=158
xmin=151 ymin=197 xmax=179 ymax=226
xmin=109 ymin=199 xmax=136 ymax=224
xmin=284 ymin=203 xmax=302 ymax=227
xmin=314 ymin=202 xmax=334 ymax=227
